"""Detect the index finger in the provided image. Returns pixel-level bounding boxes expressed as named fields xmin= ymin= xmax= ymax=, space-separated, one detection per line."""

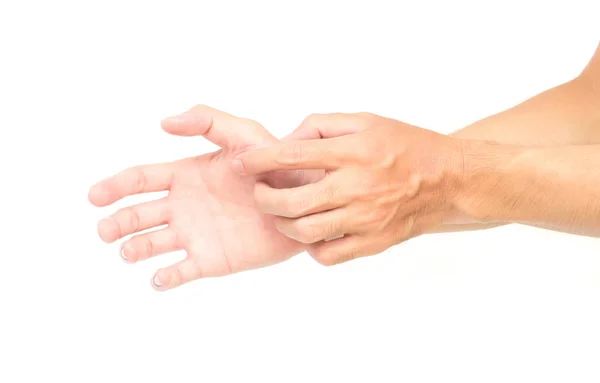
xmin=233 ymin=137 xmax=356 ymax=175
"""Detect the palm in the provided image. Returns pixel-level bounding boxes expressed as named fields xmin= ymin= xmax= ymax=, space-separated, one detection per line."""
xmin=167 ymin=150 xmax=301 ymax=276
xmin=89 ymin=106 xmax=311 ymax=290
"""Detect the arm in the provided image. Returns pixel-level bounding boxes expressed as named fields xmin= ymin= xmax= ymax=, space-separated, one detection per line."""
xmin=433 ymin=42 xmax=600 ymax=233
xmin=450 ymin=76 xmax=600 ymax=145
xmin=452 ymin=43 xmax=600 ymax=145
xmin=456 ymin=142 xmax=600 ymax=237
xmin=235 ymin=106 xmax=600 ymax=265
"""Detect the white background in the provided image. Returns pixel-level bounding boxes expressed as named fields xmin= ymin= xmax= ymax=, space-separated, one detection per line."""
xmin=1 ymin=1 xmax=600 ymax=382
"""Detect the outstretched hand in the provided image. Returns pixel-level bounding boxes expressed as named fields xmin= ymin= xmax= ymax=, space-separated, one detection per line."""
xmin=89 ymin=106 xmax=314 ymax=291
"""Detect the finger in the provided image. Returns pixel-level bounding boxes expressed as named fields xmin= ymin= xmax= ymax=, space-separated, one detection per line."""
xmin=96 ymin=198 xmax=170 ymax=243
xmin=161 ymin=104 xmax=277 ymax=150
xmin=254 ymin=175 xmax=346 ymax=218
xmin=120 ymin=228 xmax=179 ymax=263
xmin=307 ymin=234 xmax=391 ymax=266
xmin=274 ymin=207 xmax=356 ymax=244
xmin=152 ymin=258 xmax=203 ymax=291
xmin=88 ymin=163 xmax=174 ymax=207
xmin=283 ymin=113 xmax=372 ymax=141
xmin=234 ymin=137 xmax=358 ymax=175
xmin=262 ymin=168 xmax=326 ymax=190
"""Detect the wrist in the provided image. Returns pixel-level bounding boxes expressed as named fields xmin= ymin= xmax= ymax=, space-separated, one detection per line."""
xmin=452 ymin=139 xmax=528 ymax=223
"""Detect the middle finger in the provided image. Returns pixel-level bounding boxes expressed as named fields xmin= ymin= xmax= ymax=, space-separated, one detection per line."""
xmin=254 ymin=173 xmax=348 ymax=218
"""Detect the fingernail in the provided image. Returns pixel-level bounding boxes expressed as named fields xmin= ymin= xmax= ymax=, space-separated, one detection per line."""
xmin=231 ymin=159 xmax=246 ymax=175
xmin=119 ymin=242 xmax=132 ymax=263
xmin=152 ymin=274 xmax=163 ymax=290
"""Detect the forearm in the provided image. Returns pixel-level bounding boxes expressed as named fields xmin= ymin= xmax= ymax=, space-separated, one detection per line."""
xmin=451 ymin=42 xmax=600 ymax=145
xmin=433 ymin=66 xmax=600 ymax=233
xmin=450 ymin=75 xmax=600 ymax=145
xmin=456 ymin=142 xmax=600 ymax=237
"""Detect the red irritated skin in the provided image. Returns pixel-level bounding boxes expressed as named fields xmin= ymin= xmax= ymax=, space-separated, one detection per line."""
xmin=88 ymin=106 xmax=316 ymax=292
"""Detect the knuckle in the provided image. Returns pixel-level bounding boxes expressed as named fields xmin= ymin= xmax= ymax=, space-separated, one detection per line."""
xmin=171 ymin=266 xmax=183 ymax=287
xmin=277 ymin=143 xmax=304 ymax=166
xmin=286 ymin=192 xmax=311 ymax=217
xmin=302 ymin=113 xmax=322 ymax=127
xmin=140 ymin=236 xmax=153 ymax=260
xmin=353 ymin=112 xmax=375 ymax=130
xmin=128 ymin=209 xmax=140 ymax=232
xmin=354 ymin=176 xmax=376 ymax=197
xmin=293 ymin=221 xmax=318 ymax=243
xmin=329 ymin=249 xmax=348 ymax=266
xmin=316 ymin=183 xmax=339 ymax=206
xmin=311 ymin=248 xmax=337 ymax=267
xmin=126 ymin=236 xmax=152 ymax=262
xmin=338 ymin=249 xmax=358 ymax=264
xmin=311 ymin=245 xmax=359 ymax=267
xmin=362 ymin=209 xmax=377 ymax=225
xmin=117 ymin=207 xmax=140 ymax=232
xmin=324 ymin=217 xmax=342 ymax=240
xmin=129 ymin=167 xmax=147 ymax=194
xmin=286 ymin=199 xmax=306 ymax=217
xmin=297 ymin=218 xmax=341 ymax=243
xmin=188 ymin=258 xmax=204 ymax=280
xmin=282 ymin=197 xmax=299 ymax=216
xmin=191 ymin=104 xmax=210 ymax=113
xmin=321 ymin=257 xmax=338 ymax=267
xmin=365 ymin=135 xmax=386 ymax=154
xmin=350 ymin=136 xmax=377 ymax=164
xmin=366 ymin=207 xmax=388 ymax=225
xmin=323 ymin=221 xmax=336 ymax=240
xmin=325 ymin=221 xmax=345 ymax=239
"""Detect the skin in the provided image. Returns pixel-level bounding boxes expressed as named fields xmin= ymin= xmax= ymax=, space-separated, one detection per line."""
xmin=458 ymin=142 xmax=600 ymax=237
xmin=88 ymin=106 xmax=309 ymax=290
xmin=429 ymin=42 xmax=600 ymax=233
xmin=235 ymin=112 xmax=600 ymax=264
xmin=235 ymin=43 xmax=600 ymax=264
xmin=234 ymin=114 xmax=467 ymax=265
xmin=89 ymin=43 xmax=600 ymax=291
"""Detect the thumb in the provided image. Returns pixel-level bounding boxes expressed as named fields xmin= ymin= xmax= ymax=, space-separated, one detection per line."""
xmin=161 ymin=104 xmax=277 ymax=150
xmin=282 ymin=113 xmax=371 ymax=141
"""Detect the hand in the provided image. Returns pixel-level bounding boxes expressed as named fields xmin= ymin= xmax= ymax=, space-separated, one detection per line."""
xmin=88 ymin=106 xmax=310 ymax=291
xmin=234 ymin=113 xmax=467 ymax=266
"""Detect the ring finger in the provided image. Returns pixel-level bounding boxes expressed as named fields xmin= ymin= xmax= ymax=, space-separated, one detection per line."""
xmin=120 ymin=228 xmax=179 ymax=263
xmin=97 ymin=198 xmax=171 ymax=243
